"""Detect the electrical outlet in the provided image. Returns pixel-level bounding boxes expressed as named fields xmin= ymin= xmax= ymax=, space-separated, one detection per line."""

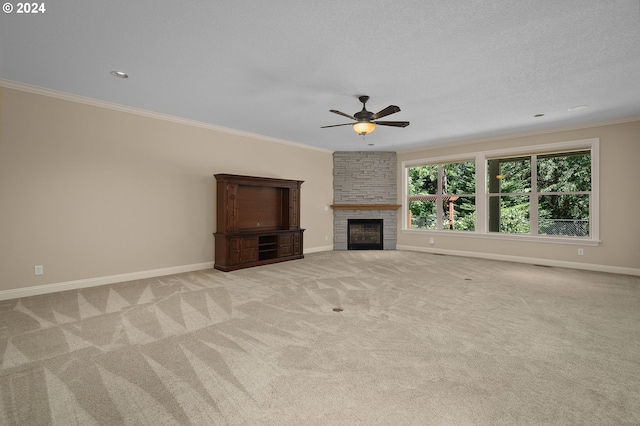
xmin=34 ymin=265 xmax=43 ymax=275
xmin=578 ymin=248 xmax=584 ymax=256
xmin=429 ymin=237 xmax=435 ymax=245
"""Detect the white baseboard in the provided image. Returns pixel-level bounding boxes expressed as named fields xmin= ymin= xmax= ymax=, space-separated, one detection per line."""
xmin=0 ymin=262 xmax=214 ymax=301
xmin=0 ymin=245 xmax=333 ymax=301
xmin=396 ymin=245 xmax=640 ymax=277
xmin=304 ymin=245 xmax=334 ymax=254
xmin=6 ymin=245 xmax=632 ymax=301
xmin=0 ymin=245 xmax=336 ymax=301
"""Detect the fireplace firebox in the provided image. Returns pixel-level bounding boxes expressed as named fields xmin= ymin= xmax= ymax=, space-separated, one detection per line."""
xmin=347 ymin=219 xmax=383 ymax=250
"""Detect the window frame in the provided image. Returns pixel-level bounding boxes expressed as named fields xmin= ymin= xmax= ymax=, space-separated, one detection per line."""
xmin=401 ymin=138 xmax=600 ymax=246
xmin=406 ymin=157 xmax=477 ymax=231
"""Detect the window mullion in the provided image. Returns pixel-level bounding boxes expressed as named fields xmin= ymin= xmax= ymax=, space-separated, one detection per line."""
xmin=436 ymin=164 xmax=443 ymax=229
xmin=531 ymin=154 xmax=538 ymax=235
xmin=403 ymin=166 xmax=409 ymax=229
xmin=476 ymin=153 xmax=487 ymax=233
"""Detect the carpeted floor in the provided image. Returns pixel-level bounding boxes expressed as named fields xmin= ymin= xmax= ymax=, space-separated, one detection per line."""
xmin=1 ymin=250 xmax=639 ymax=425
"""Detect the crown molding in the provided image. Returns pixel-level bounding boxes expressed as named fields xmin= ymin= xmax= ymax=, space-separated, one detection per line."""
xmin=397 ymin=115 xmax=640 ymax=155
xmin=0 ymin=78 xmax=333 ymax=154
xmin=3 ymin=78 xmax=637 ymax=156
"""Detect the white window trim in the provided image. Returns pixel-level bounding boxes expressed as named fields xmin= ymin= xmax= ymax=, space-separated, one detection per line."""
xmin=401 ymin=138 xmax=600 ymax=246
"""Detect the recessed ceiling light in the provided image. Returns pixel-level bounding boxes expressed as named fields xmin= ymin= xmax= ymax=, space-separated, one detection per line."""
xmin=110 ymin=71 xmax=128 ymax=78
xmin=533 ymin=113 xmax=545 ymax=118
xmin=568 ymin=105 xmax=589 ymax=112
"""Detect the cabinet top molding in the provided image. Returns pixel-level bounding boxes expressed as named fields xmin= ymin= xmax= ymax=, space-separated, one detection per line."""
xmin=214 ymin=174 xmax=304 ymax=186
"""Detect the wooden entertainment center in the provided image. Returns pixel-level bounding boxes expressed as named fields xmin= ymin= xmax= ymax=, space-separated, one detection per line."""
xmin=214 ymin=174 xmax=304 ymax=271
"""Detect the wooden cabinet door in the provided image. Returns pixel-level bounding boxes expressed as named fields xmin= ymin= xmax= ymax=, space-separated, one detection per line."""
xmin=278 ymin=233 xmax=293 ymax=257
xmin=240 ymin=237 xmax=258 ymax=263
xmin=228 ymin=237 xmax=241 ymax=265
xmin=293 ymin=232 xmax=302 ymax=255
xmin=290 ymin=186 xmax=299 ymax=229
xmin=225 ymin=183 xmax=239 ymax=233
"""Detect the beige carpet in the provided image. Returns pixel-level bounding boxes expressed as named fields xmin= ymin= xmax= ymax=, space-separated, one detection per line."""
xmin=1 ymin=250 xmax=639 ymax=425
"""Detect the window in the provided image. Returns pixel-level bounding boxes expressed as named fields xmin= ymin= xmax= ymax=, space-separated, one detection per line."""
xmin=403 ymin=139 xmax=599 ymax=244
xmin=407 ymin=160 xmax=476 ymax=231
xmin=487 ymin=156 xmax=531 ymax=233
xmin=488 ymin=150 xmax=591 ymax=236
xmin=537 ymin=151 xmax=591 ymax=237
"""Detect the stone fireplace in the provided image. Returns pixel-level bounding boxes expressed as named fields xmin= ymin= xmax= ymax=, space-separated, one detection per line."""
xmin=348 ymin=219 xmax=384 ymax=250
xmin=332 ymin=151 xmax=398 ymax=250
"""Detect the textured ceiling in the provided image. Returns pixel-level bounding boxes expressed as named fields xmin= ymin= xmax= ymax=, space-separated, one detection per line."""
xmin=1 ymin=1 xmax=639 ymax=152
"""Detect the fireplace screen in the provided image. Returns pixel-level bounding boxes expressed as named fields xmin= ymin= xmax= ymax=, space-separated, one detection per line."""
xmin=348 ymin=219 xmax=384 ymax=250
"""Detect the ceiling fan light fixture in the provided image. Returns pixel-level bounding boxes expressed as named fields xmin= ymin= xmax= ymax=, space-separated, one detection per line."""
xmin=353 ymin=121 xmax=376 ymax=135
xmin=321 ymin=96 xmax=408 ymax=136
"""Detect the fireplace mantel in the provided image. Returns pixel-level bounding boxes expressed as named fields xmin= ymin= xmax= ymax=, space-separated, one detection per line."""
xmin=331 ymin=204 xmax=401 ymax=211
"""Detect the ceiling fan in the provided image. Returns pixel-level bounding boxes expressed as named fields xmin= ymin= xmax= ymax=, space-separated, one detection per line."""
xmin=321 ymin=95 xmax=410 ymax=136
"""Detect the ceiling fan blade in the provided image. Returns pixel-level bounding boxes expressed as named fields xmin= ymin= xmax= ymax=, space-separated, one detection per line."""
xmin=372 ymin=105 xmax=400 ymax=120
xmin=321 ymin=123 xmax=354 ymax=128
xmin=330 ymin=110 xmax=356 ymax=120
xmin=374 ymin=121 xmax=410 ymax=128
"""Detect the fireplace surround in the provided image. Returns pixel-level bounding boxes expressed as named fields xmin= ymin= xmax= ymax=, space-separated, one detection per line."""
xmin=348 ymin=219 xmax=384 ymax=250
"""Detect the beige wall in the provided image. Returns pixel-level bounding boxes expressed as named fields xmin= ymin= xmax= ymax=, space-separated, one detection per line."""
xmin=2 ymin=85 xmax=638 ymax=296
xmin=0 ymin=88 xmax=334 ymax=292
xmin=397 ymin=120 xmax=640 ymax=273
